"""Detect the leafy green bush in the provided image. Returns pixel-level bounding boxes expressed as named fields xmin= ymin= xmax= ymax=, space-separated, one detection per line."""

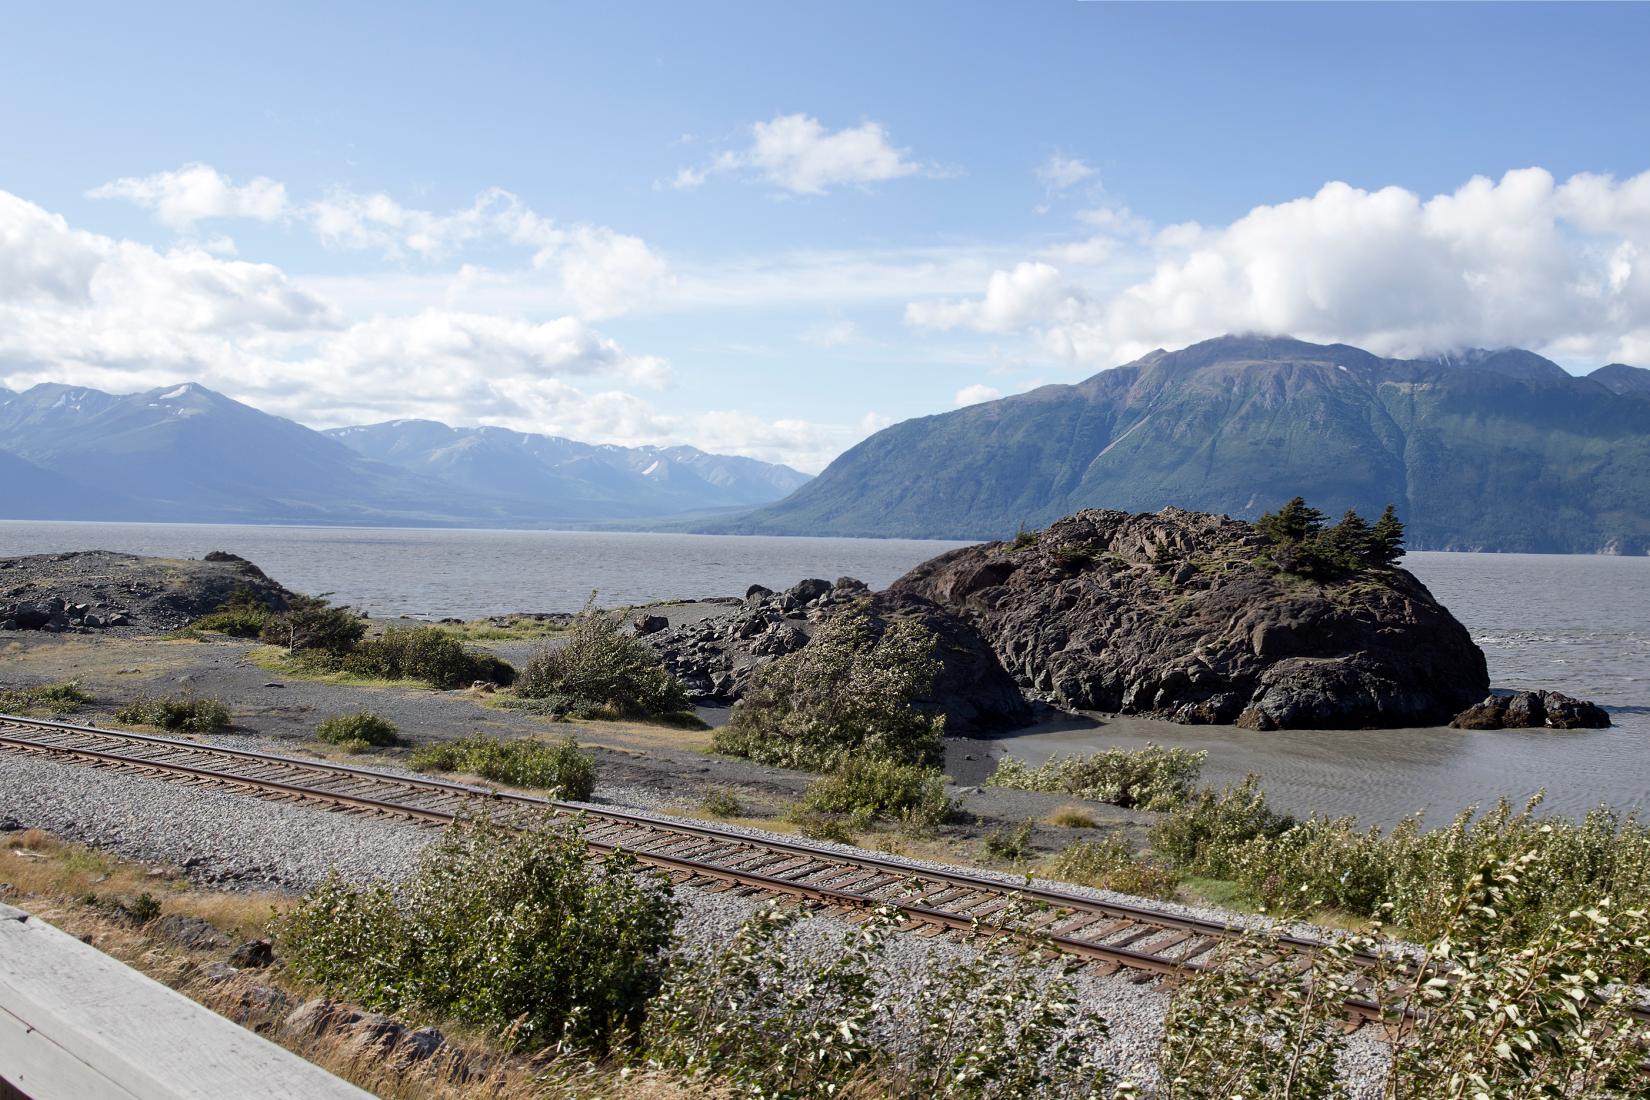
xmin=698 ymin=787 xmax=744 ymax=818
xmin=516 ymin=596 xmax=689 ymax=719
xmin=713 ymin=606 xmax=945 ymax=771
xmin=277 ymin=814 xmax=677 ymax=1053
xmin=799 ymin=758 xmax=951 ymax=831
xmin=0 ymin=680 xmax=92 ymax=715
xmin=793 ymin=812 xmax=859 ymax=844
xmin=1152 ymin=850 xmax=1650 ymax=1098
xmin=114 ymin=693 xmax=230 ymax=733
xmin=314 ymin=711 xmax=400 ymax=749
xmin=1150 ymin=774 xmax=1295 ymax=877
xmin=645 ymin=899 xmax=1109 ymax=1099
xmin=341 ymin=624 xmax=515 ymax=688
xmin=987 ymin=744 xmax=1207 ymax=811
xmin=983 ymin=820 xmax=1035 ymax=863
xmin=260 ymin=594 xmax=367 ymax=657
xmin=410 ymin=734 xmax=596 ymax=798
xmin=191 ymin=587 xmax=277 ymax=638
xmin=1049 ymin=837 xmax=1179 ymax=900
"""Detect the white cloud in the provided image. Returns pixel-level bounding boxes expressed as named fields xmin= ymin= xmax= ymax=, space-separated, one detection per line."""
xmin=0 ymin=187 xmax=847 ymax=471
xmin=906 ymin=261 xmax=1074 ymax=333
xmin=1037 ymin=153 xmax=1094 ymax=191
xmin=954 ymin=383 xmax=1002 ymax=406
xmin=88 ymin=164 xmax=288 ymax=231
xmin=675 ymin=113 xmax=927 ymax=195
xmin=908 ymin=167 xmax=1650 ymax=370
xmin=858 ymin=411 xmax=894 ymax=434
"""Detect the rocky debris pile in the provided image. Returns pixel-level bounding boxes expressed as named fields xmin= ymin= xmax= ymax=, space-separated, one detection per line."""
xmin=890 ymin=507 xmax=1491 ymax=731
xmin=1451 ymin=690 xmax=1611 ymax=730
xmin=644 ymin=576 xmax=1033 ymax=733
xmin=281 ymin=999 xmax=456 ymax=1070
xmin=647 ymin=577 xmax=863 ymax=701
xmin=0 ymin=550 xmax=293 ymax=635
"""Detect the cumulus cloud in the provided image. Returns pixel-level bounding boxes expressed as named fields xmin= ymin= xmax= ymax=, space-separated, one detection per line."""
xmin=800 ymin=319 xmax=860 ymax=349
xmin=0 ymin=187 xmax=841 ymax=469
xmin=954 ymin=383 xmax=1002 ymax=406
xmin=908 ymin=167 xmax=1650 ymax=370
xmin=1036 ymin=153 xmax=1094 ymax=191
xmin=673 ymin=113 xmax=928 ymax=195
xmin=91 ymin=170 xmax=670 ymax=321
xmin=88 ymin=164 xmax=288 ymax=231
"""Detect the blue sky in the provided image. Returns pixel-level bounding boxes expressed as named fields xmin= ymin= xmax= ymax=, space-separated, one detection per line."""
xmin=4 ymin=1 xmax=1649 ymax=470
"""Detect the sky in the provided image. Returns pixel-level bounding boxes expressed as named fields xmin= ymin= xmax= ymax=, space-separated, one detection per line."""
xmin=3 ymin=1 xmax=1650 ymax=473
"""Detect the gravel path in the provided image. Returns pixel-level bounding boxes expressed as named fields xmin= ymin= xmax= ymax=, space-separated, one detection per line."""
xmin=0 ymin=747 xmax=1393 ymax=1094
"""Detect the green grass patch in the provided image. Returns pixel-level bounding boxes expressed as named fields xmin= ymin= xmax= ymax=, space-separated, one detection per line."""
xmin=0 ymin=680 xmax=93 ymax=715
xmin=410 ymin=734 xmax=596 ymax=798
xmin=114 ymin=693 xmax=230 ymax=733
xmin=315 ymin=711 xmax=402 ymax=750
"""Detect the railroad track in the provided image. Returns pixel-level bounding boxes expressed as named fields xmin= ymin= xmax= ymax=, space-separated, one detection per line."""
xmin=6 ymin=713 xmax=1645 ymax=1028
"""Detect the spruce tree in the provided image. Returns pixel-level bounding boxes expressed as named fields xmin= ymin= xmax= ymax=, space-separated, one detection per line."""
xmin=1370 ymin=504 xmax=1405 ymax=567
xmin=1256 ymin=496 xmax=1327 ymax=545
xmin=1324 ymin=509 xmax=1374 ymax=569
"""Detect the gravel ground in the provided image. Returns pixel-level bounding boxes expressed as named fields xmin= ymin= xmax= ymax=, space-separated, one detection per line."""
xmin=0 ymin=747 xmax=1393 ymax=1094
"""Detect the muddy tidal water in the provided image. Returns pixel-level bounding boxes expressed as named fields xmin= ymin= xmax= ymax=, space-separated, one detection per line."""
xmin=2 ymin=522 xmax=1646 ymax=823
xmin=998 ymin=552 xmax=1650 ymax=825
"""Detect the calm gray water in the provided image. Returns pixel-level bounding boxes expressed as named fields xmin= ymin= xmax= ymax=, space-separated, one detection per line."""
xmin=0 ymin=521 xmax=973 ymax=618
xmin=3 ymin=520 xmax=1646 ymax=823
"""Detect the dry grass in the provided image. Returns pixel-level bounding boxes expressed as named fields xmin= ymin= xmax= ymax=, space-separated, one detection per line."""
xmin=2 ymin=828 xmax=716 ymax=1099
xmin=1045 ymin=806 xmax=1099 ymax=829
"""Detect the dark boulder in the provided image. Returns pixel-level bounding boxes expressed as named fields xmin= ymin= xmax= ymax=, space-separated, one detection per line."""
xmin=891 ymin=507 xmax=1490 ymax=730
xmin=785 ymin=578 xmax=833 ymax=604
xmin=744 ymin=584 xmax=774 ymax=601
xmin=228 ymin=939 xmax=275 ymax=968
xmin=632 ymin=613 xmax=669 ymax=635
xmin=1453 ymin=690 xmax=1610 ymax=730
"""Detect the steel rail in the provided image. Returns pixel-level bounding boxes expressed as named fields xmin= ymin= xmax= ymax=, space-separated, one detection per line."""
xmin=5 ymin=713 xmax=1643 ymax=1027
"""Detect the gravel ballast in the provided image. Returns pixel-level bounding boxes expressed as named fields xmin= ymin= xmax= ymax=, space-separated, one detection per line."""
xmin=0 ymin=747 xmax=1392 ymax=1094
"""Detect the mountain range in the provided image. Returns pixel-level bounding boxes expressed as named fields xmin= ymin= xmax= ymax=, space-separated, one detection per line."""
xmin=0 ymin=382 xmax=809 ymax=527
xmin=718 ymin=336 xmax=1650 ymax=554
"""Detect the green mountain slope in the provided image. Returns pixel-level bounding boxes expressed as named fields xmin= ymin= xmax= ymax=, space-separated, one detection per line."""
xmin=719 ymin=336 xmax=1650 ymax=553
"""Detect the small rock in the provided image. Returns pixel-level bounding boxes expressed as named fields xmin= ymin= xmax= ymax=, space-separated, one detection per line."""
xmin=396 ymin=1027 xmax=447 ymax=1064
xmin=281 ymin=999 xmax=362 ymax=1040
xmin=228 ymin=939 xmax=275 ymax=968
xmin=633 ymin=613 xmax=669 ymax=635
xmin=156 ymin=913 xmax=226 ymax=951
xmin=744 ymin=584 xmax=774 ymax=601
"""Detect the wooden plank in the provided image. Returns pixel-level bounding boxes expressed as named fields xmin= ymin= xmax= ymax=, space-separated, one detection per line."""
xmin=0 ymin=903 xmax=370 ymax=1100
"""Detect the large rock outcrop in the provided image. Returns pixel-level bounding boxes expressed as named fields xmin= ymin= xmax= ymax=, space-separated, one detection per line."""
xmin=889 ymin=507 xmax=1490 ymax=730
xmin=0 ymin=550 xmax=293 ymax=635
xmin=646 ymin=577 xmax=1033 ymax=733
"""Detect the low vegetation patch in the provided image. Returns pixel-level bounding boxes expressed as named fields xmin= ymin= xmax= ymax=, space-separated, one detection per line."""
xmin=987 ymin=744 xmax=1207 ymax=811
xmin=645 ymin=899 xmax=1109 ymax=1099
xmin=438 ymin=615 xmax=571 ymax=642
xmin=0 ymin=680 xmax=92 ymax=715
xmin=277 ymin=814 xmax=677 ymax=1054
xmin=314 ymin=711 xmax=401 ymax=750
xmin=713 ymin=606 xmax=944 ymax=771
xmin=342 ymin=624 xmax=514 ymax=688
xmin=114 ymin=692 xmax=231 ymax=733
xmin=1046 ymin=806 xmax=1098 ymax=829
xmin=982 ymin=819 xmax=1035 ymax=864
xmin=410 ymin=734 xmax=597 ymax=798
xmin=260 ymin=593 xmax=368 ymax=657
xmin=1047 ymin=836 xmax=1179 ymax=900
xmin=516 ymin=596 xmax=692 ymax=721
xmin=798 ymin=758 xmax=950 ymax=831
xmin=190 ymin=586 xmax=278 ymax=638
xmin=697 ymin=786 xmax=744 ymax=818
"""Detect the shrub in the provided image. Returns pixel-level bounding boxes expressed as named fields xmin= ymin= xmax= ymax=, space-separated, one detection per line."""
xmin=987 ymin=744 xmax=1207 ymax=811
xmin=277 ymin=814 xmax=677 ymax=1053
xmin=191 ymin=587 xmax=276 ymax=638
xmin=314 ymin=711 xmax=400 ymax=749
xmin=983 ymin=820 xmax=1035 ymax=863
xmin=516 ymin=595 xmax=689 ymax=719
xmin=793 ymin=813 xmax=858 ymax=845
xmin=1046 ymin=806 xmax=1098 ymax=829
xmin=713 ymin=606 xmax=945 ymax=771
xmin=0 ymin=680 xmax=92 ymax=715
xmin=698 ymin=787 xmax=744 ymax=818
xmin=342 ymin=625 xmax=515 ymax=688
xmin=1254 ymin=497 xmax=1407 ymax=577
xmin=260 ymin=594 xmax=367 ymax=657
xmin=645 ymin=899 xmax=1110 ymax=1099
xmin=1049 ymin=837 xmax=1180 ymax=900
xmin=1151 ymin=774 xmax=1295 ymax=877
xmin=410 ymin=734 xmax=596 ymax=798
xmin=114 ymin=693 xmax=230 ymax=733
xmin=799 ymin=758 xmax=951 ymax=831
